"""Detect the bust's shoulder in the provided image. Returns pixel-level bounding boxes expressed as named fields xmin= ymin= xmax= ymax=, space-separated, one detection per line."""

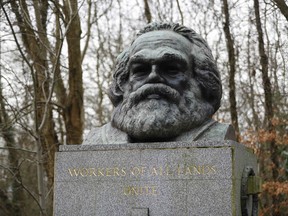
xmin=82 ymin=123 xmax=128 ymax=145
xmin=176 ymin=119 xmax=236 ymax=142
xmin=82 ymin=120 xmax=236 ymax=144
xmin=199 ymin=120 xmax=236 ymax=141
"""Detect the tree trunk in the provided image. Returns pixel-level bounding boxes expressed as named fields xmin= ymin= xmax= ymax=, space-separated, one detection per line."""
xmin=9 ymin=1 xmax=59 ymax=214
xmin=0 ymin=77 xmax=24 ymax=216
xmin=272 ymin=0 xmax=288 ymax=22
xmin=63 ymin=0 xmax=84 ymax=145
xmin=143 ymin=0 xmax=152 ymax=23
xmin=254 ymin=0 xmax=279 ymax=214
xmin=222 ymin=0 xmax=240 ymax=141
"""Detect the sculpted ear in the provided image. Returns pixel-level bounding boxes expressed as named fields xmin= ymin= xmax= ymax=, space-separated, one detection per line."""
xmin=192 ymin=50 xmax=222 ymax=114
xmin=108 ymin=82 xmax=123 ymax=107
xmin=195 ymin=69 xmax=222 ymax=114
xmin=109 ymin=49 xmax=130 ymax=107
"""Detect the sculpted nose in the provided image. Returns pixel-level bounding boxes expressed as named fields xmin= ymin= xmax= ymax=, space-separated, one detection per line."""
xmin=146 ymin=65 xmax=164 ymax=83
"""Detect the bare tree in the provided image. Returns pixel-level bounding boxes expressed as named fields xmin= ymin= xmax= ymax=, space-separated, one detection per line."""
xmin=272 ymin=0 xmax=288 ymax=21
xmin=221 ymin=0 xmax=240 ymax=140
xmin=1 ymin=0 xmax=85 ymax=214
xmin=253 ymin=0 xmax=283 ymax=214
xmin=0 ymin=75 xmax=24 ymax=216
xmin=62 ymin=0 xmax=84 ymax=145
xmin=143 ymin=0 xmax=152 ymax=23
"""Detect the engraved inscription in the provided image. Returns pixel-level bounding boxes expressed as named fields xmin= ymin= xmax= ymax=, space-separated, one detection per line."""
xmin=123 ymin=185 xmax=157 ymax=196
xmin=67 ymin=164 xmax=217 ymax=177
xmin=68 ymin=167 xmax=126 ymax=177
xmin=67 ymin=164 xmax=217 ymax=196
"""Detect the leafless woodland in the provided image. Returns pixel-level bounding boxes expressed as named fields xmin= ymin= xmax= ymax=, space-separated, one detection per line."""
xmin=0 ymin=0 xmax=287 ymax=215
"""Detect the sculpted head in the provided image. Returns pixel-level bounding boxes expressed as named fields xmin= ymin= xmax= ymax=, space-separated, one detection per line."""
xmin=108 ymin=22 xmax=222 ymax=142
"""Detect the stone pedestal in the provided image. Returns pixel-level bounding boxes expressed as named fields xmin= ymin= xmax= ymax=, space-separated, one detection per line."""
xmin=53 ymin=141 xmax=257 ymax=215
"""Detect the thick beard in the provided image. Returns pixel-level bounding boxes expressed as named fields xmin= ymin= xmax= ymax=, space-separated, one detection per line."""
xmin=111 ymin=82 xmax=214 ymax=142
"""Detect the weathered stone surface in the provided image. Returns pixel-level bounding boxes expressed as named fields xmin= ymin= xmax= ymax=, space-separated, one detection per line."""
xmin=83 ymin=22 xmax=230 ymax=144
xmin=54 ymin=141 xmax=257 ymax=215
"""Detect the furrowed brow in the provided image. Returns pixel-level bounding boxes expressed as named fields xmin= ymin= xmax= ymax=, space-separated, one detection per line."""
xmin=160 ymin=53 xmax=187 ymax=65
xmin=128 ymin=52 xmax=188 ymax=66
xmin=129 ymin=55 xmax=149 ymax=65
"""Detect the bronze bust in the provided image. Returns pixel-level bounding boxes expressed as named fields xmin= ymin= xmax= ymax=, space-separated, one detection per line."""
xmin=83 ymin=22 xmax=235 ymax=144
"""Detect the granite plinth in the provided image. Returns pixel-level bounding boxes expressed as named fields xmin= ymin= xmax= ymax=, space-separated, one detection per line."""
xmin=53 ymin=141 xmax=257 ymax=216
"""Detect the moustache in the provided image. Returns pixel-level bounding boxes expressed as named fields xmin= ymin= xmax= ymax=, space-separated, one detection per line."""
xmin=126 ymin=83 xmax=181 ymax=107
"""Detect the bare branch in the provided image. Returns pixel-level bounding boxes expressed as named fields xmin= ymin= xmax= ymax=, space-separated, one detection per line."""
xmin=0 ymin=146 xmax=36 ymax=154
xmin=176 ymin=0 xmax=184 ymax=25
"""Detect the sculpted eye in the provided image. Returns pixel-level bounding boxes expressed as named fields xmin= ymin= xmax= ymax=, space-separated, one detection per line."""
xmin=131 ymin=63 xmax=150 ymax=78
xmin=162 ymin=63 xmax=182 ymax=76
